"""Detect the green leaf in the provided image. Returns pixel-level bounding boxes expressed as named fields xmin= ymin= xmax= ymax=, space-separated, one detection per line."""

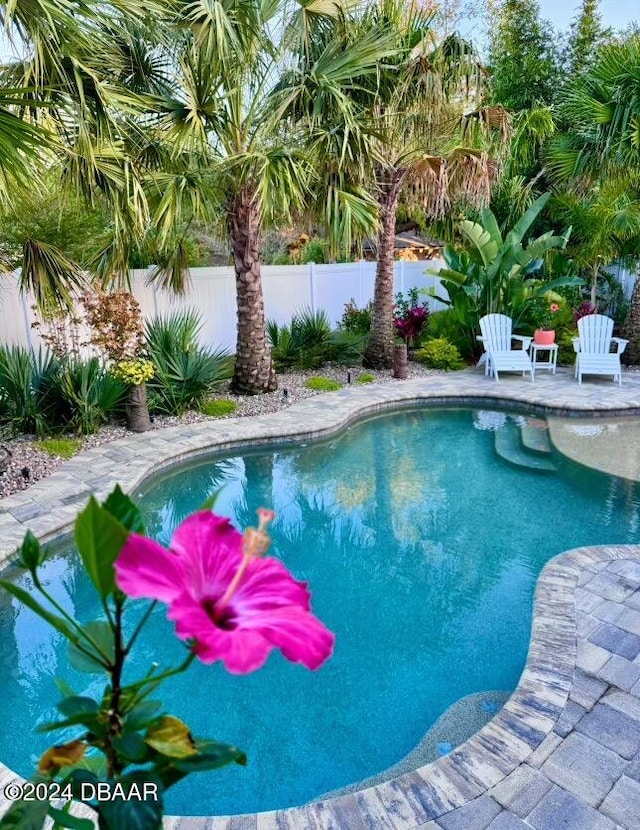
xmin=61 ymin=754 xmax=107 ymax=779
xmin=505 ymin=192 xmax=551 ymax=246
xmin=480 ymin=208 xmax=504 ymax=249
xmin=153 ymin=740 xmax=247 ymax=791
xmin=55 ymin=678 xmax=77 ymax=698
xmin=171 ymin=739 xmax=247 ymax=771
xmin=47 ymin=807 xmax=94 ymax=830
xmin=68 ymin=622 xmax=114 ymax=674
xmin=0 ymin=798 xmax=50 ymax=829
xmin=459 ymin=220 xmax=499 ymax=267
xmin=74 ymin=498 xmax=128 ymax=598
xmin=36 ymin=713 xmax=103 ymax=734
xmin=145 ymin=716 xmax=197 ymax=759
xmin=36 ymin=695 xmax=104 ymax=734
xmin=112 ymin=733 xmax=151 ymax=764
xmin=124 ymin=700 xmax=163 ymax=731
xmin=95 ymin=774 xmax=164 ymax=830
xmin=17 ymin=532 xmax=43 ymax=573
xmin=38 ymin=700 xmax=104 ymax=733
xmin=102 ymin=486 xmax=145 ymax=534
xmin=57 ymin=697 xmax=100 ymax=719
xmin=65 ymin=770 xmax=98 ymax=801
xmin=197 ymin=487 xmax=224 ymax=512
xmin=0 ymin=581 xmax=77 ymax=642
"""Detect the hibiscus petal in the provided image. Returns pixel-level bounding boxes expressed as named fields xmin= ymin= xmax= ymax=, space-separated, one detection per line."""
xmin=232 ymin=557 xmax=312 ymax=615
xmin=196 ymin=630 xmax=272 ymax=674
xmin=170 ymin=512 xmax=243 ymax=600
xmin=115 ymin=534 xmax=185 ymax=602
xmin=167 ymin=594 xmax=272 ymax=674
xmin=241 ymin=606 xmax=335 ymax=670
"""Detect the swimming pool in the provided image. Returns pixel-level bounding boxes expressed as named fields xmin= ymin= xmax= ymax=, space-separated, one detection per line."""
xmin=1 ymin=407 xmax=638 ymax=815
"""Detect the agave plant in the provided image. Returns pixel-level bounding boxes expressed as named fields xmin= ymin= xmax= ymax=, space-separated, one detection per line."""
xmin=268 ymin=309 xmax=364 ymax=371
xmin=429 ymin=193 xmax=580 ymax=353
xmin=145 ymin=311 xmax=233 ymax=415
xmin=57 ymin=359 xmax=128 ymax=435
xmin=0 ymin=345 xmax=64 ymax=436
xmin=145 ymin=309 xmax=204 ymax=357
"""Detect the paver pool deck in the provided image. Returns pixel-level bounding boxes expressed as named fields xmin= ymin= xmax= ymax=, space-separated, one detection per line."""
xmin=1 ymin=366 xmax=640 ymax=829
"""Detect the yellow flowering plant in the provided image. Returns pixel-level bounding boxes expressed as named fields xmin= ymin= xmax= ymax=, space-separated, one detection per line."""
xmin=111 ymin=358 xmax=155 ymax=386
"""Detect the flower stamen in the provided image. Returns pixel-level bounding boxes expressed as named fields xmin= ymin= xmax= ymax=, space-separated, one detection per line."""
xmin=215 ymin=508 xmax=275 ymax=615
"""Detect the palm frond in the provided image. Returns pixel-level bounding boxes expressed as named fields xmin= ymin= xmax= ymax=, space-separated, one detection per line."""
xmin=21 ymin=238 xmax=87 ymax=312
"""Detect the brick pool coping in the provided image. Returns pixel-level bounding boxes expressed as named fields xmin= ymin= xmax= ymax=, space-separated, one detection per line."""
xmin=1 ymin=367 xmax=640 ymax=828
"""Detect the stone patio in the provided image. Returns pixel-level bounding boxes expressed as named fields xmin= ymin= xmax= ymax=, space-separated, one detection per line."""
xmin=2 ymin=366 xmax=640 ymax=828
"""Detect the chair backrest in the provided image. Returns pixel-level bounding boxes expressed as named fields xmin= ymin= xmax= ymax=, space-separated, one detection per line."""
xmin=577 ymin=314 xmax=613 ymax=354
xmin=479 ymin=314 xmax=513 ymax=351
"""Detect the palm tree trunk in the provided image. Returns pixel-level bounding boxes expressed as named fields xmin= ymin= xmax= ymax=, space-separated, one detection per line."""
xmin=363 ymin=170 xmax=404 ymax=369
xmin=590 ymin=260 xmax=599 ymax=309
xmin=229 ymin=185 xmax=277 ymax=395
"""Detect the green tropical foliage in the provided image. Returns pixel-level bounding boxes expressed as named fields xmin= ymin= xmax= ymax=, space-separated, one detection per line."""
xmin=267 ymin=309 xmax=365 ymax=371
xmin=548 ymin=35 xmax=640 ymax=180
xmin=145 ymin=311 xmax=233 ymax=415
xmin=0 ymin=348 xmax=128 ymax=436
xmin=430 ymin=193 xmax=578 ymax=352
xmin=0 ymin=346 xmax=62 ymax=436
xmin=57 ymin=359 xmax=127 ymax=434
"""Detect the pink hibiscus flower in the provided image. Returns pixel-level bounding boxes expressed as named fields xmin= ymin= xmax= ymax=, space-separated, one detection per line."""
xmin=115 ymin=509 xmax=334 ymax=674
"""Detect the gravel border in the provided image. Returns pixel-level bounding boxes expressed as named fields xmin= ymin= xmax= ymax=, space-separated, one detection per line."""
xmin=0 ymin=364 xmax=438 ymax=499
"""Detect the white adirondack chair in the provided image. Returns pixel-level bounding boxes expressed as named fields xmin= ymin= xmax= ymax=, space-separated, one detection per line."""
xmin=479 ymin=314 xmax=534 ymax=382
xmin=573 ymin=314 xmax=628 ymax=386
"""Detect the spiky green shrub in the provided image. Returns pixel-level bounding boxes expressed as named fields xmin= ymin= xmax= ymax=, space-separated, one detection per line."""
xmin=356 ymin=373 xmax=375 ymax=384
xmin=57 ymin=359 xmax=127 ymax=434
xmin=304 ymin=376 xmax=342 ymax=391
xmin=0 ymin=346 xmax=65 ymax=436
xmin=268 ymin=308 xmax=365 ymax=370
xmin=34 ymin=437 xmax=82 ymax=459
xmin=415 ymin=339 xmax=465 ymax=371
xmin=145 ymin=309 xmax=203 ymax=355
xmin=200 ymin=399 xmax=238 ymax=417
xmin=145 ymin=311 xmax=233 ymax=416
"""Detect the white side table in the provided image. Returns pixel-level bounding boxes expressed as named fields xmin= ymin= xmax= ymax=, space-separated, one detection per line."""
xmin=529 ymin=342 xmax=558 ymax=378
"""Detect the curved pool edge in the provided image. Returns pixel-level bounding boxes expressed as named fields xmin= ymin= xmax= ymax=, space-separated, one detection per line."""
xmin=2 ymin=367 xmax=640 ymax=566
xmin=2 ymin=543 xmax=638 ymax=829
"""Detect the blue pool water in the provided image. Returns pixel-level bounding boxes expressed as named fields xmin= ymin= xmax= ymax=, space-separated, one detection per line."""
xmin=1 ymin=407 xmax=639 ymax=816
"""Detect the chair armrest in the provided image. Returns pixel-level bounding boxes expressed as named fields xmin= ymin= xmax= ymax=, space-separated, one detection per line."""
xmin=611 ymin=337 xmax=628 ymax=355
xmin=512 ymin=335 xmax=532 ymax=350
xmin=572 ymin=338 xmax=581 ymax=353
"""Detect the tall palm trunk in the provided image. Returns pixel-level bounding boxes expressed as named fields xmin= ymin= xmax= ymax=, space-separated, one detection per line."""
xmin=363 ymin=170 xmax=404 ymax=369
xmin=623 ymin=275 xmax=640 ymax=365
xmin=229 ymin=185 xmax=277 ymax=395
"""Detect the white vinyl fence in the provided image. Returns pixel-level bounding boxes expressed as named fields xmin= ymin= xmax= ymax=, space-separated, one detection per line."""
xmin=0 ymin=260 xmax=448 ymax=354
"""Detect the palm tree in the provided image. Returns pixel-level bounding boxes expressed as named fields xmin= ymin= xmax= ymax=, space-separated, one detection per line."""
xmin=125 ymin=0 xmax=399 ymax=394
xmin=288 ymin=0 xmax=492 ymax=370
xmin=360 ymin=32 xmax=497 ymax=369
xmin=551 ymin=185 xmax=640 ymax=308
xmin=547 ymin=35 xmax=640 ymax=350
xmin=0 ymin=1 xmax=170 ymax=310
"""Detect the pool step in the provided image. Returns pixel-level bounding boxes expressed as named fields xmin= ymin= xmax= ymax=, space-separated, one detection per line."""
xmin=495 ymin=422 xmax=557 ymax=473
xmin=520 ymin=420 xmax=552 ymax=455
